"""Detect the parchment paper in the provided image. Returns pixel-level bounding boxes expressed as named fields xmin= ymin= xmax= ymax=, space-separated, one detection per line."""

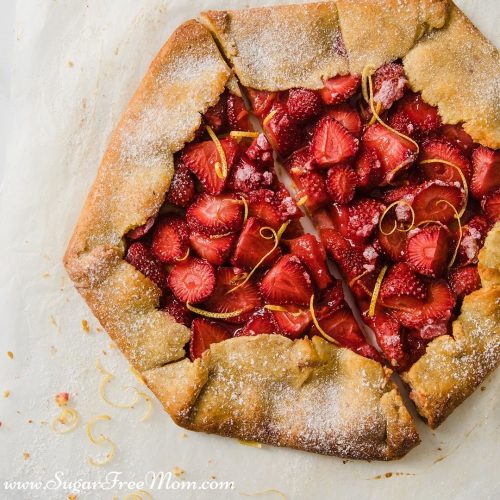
xmin=0 ymin=1 xmax=499 ymax=499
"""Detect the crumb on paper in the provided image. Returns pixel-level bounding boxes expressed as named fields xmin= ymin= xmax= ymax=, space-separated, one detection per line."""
xmin=42 ymin=272 xmax=50 ymax=278
xmin=82 ymin=319 xmax=90 ymax=334
xmin=3 ymin=391 xmax=10 ymax=398
xmin=7 ymin=351 xmax=13 ymax=360
xmin=480 ymin=386 xmax=486 ymax=391
xmin=180 ymin=432 xmax=188 ymax=438
xmin=96 ymin=326 xmax=103 ymax=333
xmin=27 ymin=420 xmax=33 ymax=424
xmin=55 ymin=392 xmax=69 ymax=406
xmin=68 ymin=494 xmax=77 ymax=500
xmin=23 ymin=452 xmax=30 ymax=460
xmin=211 ymin=475 xmax=216 ymax=480
xmin=50 ymin=316 xmax=61 ymax=333
xmin=385 ymin=472 xmax=392 ymax=478
xmin=172 ymin=466 xmax=184 ymax=478
xmin=68 ymin=60 xmax=74 ymax=68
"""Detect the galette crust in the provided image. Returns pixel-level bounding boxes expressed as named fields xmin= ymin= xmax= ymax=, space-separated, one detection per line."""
xmin=143 ymin=335 xmax=419 ymax=460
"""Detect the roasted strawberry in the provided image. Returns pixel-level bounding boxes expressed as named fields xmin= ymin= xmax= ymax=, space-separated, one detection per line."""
xmin=247 ymin=89 xmax=276 ymax=117
xmin=161 ymin=296 xmax=192 ymax=327
xmin=389 ymin=93 xmax=441 ymax=137
xmin=247 ymin=189 xmax=283 ymax=229
xmin=285 ymin=147 xmax=314 ymax=175
xmin=272 ymin=306 xmax=312 ymax=339
xmin=127 ymin=216 xmax=156 ymax=240
xmin=440 ymin=124 xmax=474 ymax=154
xmin=182 ymin=136 xmax=239 ymax=195
xmin=325 ymin=103 xmax=362 ymax=137
xmin=286 ymin=234 xmax=332 ymax=289
xmin=275 ymin=184 xmax=302 ymax=221
xmin=411 ymin=320 xmax=450 ymax=342
xmin=234 ymin=309 xmax=280 ymax=336
xmin=260 ymin=255 xmax=313 ymax=306
xmin=189 ymin=318 xmax=231 ymax=360
xmin=204 ymin=267 xmax=261 ymax=324
xmin=345 ymin=198 xmax=385 ymax=242
xmin=290 ymin=170 xmax=329 ymax=213
xmin=203 ymin=95 xmax=227 ymax=133
xmin=231 ymin=217 xmax=282 ymax=270
xmin=189 ymin=231 xmax=235 ymax=266
xmin=151 ymin=216 xmax=190 ymax=264
xmin=366 ymin=310 xmax=408 ymax=369
xmin=227 ymin=156 xmax=274 ymax=193
xmin=406 ymin=226 xmax=450 ymax=277
xmin=165 ymin=165 xmax=195 ymax=207
xmin=471 ymin=146 xmax=500 ymax=198
xmin=377 ymin=216 xmax=408 ymax=261
xmin=319 ymin=74 xmax=360 ymax=105
xmin=314 ymin=282 xmax=346 ymax=318
xmin=482 ymin=190 xmax=500 ymax=222
xmin=448 ymin=265 xmax=481 ymax=300
xmin=362 ymin=123 xmax=416 ymax=182
xmin=380 ymin=263 xmax=427 ymax=309
xmin=325 ymin=164 xmax=358 ymax=204
xmin=227 ymin=94 xmax=251 ymax=131
xmin=125 ymin=242 xmax=168 ymax=290
xmin=168 ymin=258 xmax=216 ymax=304
xmin=244 ymin=133 xmax=274 ymax=170
xmin=406 ymin=330 xmax=428 ymax=363
xmin=390 ymin=280 xmax=455 ymax=329
xmin=419 ymin=138 xmax=471 ymax=183
xmin=371 ymin=63 xmax=407 ymax=110
xmin=411 ymin=181 xmax=465 ymax=224
xmin=186 ymin=194 xmax=244 ymax=235
xmin=310 ymin=117 xmax=359 ymax=167
xmin=354 ymin=147 xmax=384 ymax=190
xmin=457 ymin=215 xmax=490 ymax=264
xmin=286 ymin=88 xmax=323 ymax=123
xmin=313 ymin=309 xmax=367 ymax=348
xmin=263 ymin=104 xmax=303 ymax=156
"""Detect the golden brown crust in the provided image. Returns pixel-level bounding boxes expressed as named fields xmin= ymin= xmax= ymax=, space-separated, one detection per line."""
xmin=403 ymin=3 xmax=500 ymax=149
xmin=201 ymin=3 xmax=349 ymax=90
xmin=143 ymin=335 xmax=419 ymax=460
xmin=402 ymin=223 xmax=500 ymax=427
xmin=64 ymin=20 xmax=231 ymax=370
xmin=336 ymin=0 xmax=449 ymax=74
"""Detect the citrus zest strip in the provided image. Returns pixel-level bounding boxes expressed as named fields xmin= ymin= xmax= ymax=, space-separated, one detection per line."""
xmin=124 ymin=491 xmax=153 ymax=500
xmin=263 ymin=109 xmax=278 ymax=126
xmin=241 ymin=196 xmax=249 ymax=223
xmin=186 ymin=302 xmax=245 ymax=319
xmin=264 ymin=304 xmax=303 ymax=317
xmin=296 ymin=195 xmax=308 ymax=207
xmin=436 ymin=200 xmax=462 ymax=268
xmin=210 ymin=232 xmax=233 ymax=239
xmin=51 ymin=407 xmax=80 ymax=434
xmin=175 ymin=247 xmax=190 ymax=262
xmin=86 ymin=415 xmax=116 ymax=466
xmin=378 ymin=200 xmax=415 ymax=235
xmin=368 ymin=265 xmax=388 ymax=317
xmin=420 ymin=158 xmax=468 ymax=217
xmin=349 ymin=269 xmax=370 ymax=287
xmin=229 ymin=130 xmax=259 ymax=141
xmin=226 ymin=220 xmax=290 ymax=294
xmin=238 ymin=439 xmax=263 ymax=448
xmin=205 ymin=125 xmax=228 ymax=180
xmin=309 ymin=295 xmax=340 ymax=346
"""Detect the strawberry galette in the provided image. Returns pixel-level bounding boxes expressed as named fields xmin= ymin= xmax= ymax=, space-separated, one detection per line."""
xmin=65 ymin=1 xmax=499 ymax=460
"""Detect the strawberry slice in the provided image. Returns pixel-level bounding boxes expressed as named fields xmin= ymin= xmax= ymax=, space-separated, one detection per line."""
xmin=420 ymin=138 xmax=471 ymax=183
xmin=406 ymin=226 xmax=450 ymax=277
xmin=389 ymin=93 xmax=441 ymax=137
xmin=203 ymin=95 xmax=227 ymax=133
xmin=189 ymin=231 xmax=235 ymax=266
xmin=231 ymin=217 xmax=282 ymax=270
xmin=377 ymin=216 xmax=408 ymax=261
xmin=482 ymin=190 xmax=500 ymax=222
xmin=125 ymin=242 xmax=168 ymax=289
xmin=247 ymin=189 xmax=284 ymax=229
xmin=260 ymin=255 xmax=313 ymax=306
xmin=457 ymin=215 xmax=490 ymax=264
xmin=227 ymin=94 xmax=251 ymax=131
xmin=390 ymin=280 xmax=455 ymax=329
xmin=319 ymin=74 xmax=360 ymax=105
xmin=189 ymin=318 xmax=231 ymax=360
xmin=165 ymin=164 xmax=195 ymax=207
xmin=380 ymin=263 xmax=427 ymax=309
xmin=440 ymin=124 xmax=474 ymax=154
xmin=247 ymin=89 xmax=276 ymax=117
xmin=286 ymin=88 xmax=323 ymax=123
xmin=354 ymin=147 xmax=384 ymax=190
xmin=204 ymin=267 xmax=261 ymax=324
xmin=186 ymin=194 xmax=244 ymax=235
xmin=244 ymin=133 xmax=274 ymax=170
xmin=411 ymin=181 xmax=465 ymax=224
xmin=289 ymin=170 xmax=329 ymax=213
xmin=325 ymin=103 xmax=362 ymax=137
xmin=285 ymin=147 xmax=314 ymax=175
xmin=271 ymin=305 xmax=312 ymax=339
xmin=127 ymin=216 xmax=156 ymax=240
xmin=151 ymin=216 xmax=190 ymax=264
xmin=325 ymin=164 xmax=358 ymax=204
xmin=263 ymin=104 xmax=303 ymax=156
xmin=471 ymin=146 xmax=500 ymax=198
xmin=286 ymin=234 xmax=332 ymax=290
xmin=310 ymin=117 xmax=359 ymax=167
xmin=227 ymin=156 xmax=274 ymax=193
xmin=182 ymin=137 xmax=239 ymax=195
xmin=234 ymin=309 xmax=280 ymax=337
xmin=161 ymin=296 xmax=192 ymax=327
xmin=371 ymin=63 xmax=407 ymax=110
xmin=366 ymin=310 xmax=408 ymax=369
xmin=362 ymin=123 xmax=416 ymax=182
xmin=168 ymin=258 xmax=216 ymax=304
xmin=448 ymin=265 xmax=481 ymax=300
